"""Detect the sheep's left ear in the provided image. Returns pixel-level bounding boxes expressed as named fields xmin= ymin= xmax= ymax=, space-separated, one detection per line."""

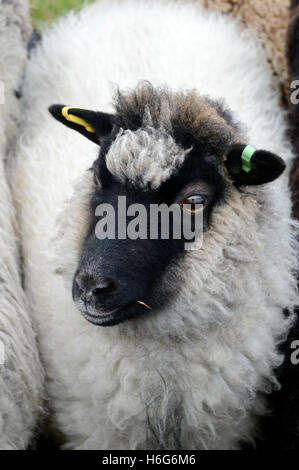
xmin=225 ymin=144 xmax=286 ymax=186
xmin=48 ymin=105 xmax=115 ymax=145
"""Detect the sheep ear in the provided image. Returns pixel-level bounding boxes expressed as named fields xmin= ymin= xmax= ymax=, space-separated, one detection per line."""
xmin=48 ymin=105 xmax=115 ymax=145
xmin=225 ymin=144 xmax=286 ymax=186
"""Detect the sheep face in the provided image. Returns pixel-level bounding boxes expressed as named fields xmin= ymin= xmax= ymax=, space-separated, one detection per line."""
xmin=49 ymin=83 xmax=286 ymax=326
xmin=72 ymin=136 xmax=224 ymax=326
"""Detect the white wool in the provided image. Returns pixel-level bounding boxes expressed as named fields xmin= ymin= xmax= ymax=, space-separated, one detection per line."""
xmin=8 ymin=0 xmax=298 ymax=449
xmin=0 ymin=0 xmax=44 ymax=449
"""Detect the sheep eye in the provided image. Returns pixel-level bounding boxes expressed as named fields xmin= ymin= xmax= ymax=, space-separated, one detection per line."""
xmin=182 ymin=195 xmax=208 ymax=213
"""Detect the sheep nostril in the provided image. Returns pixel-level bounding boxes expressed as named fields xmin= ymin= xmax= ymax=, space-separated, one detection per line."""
xmin=74 ymin=274 xmax=115 ymax=303
xmin=92 ymin=288 xmax=103 ymax=296
xmin=92 ymin=279 xmax=114 ymax=296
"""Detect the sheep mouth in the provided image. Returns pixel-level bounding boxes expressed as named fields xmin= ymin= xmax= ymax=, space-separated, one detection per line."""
xmin=77 ymin=300 xmax=153 ymax=326
xmin=81 ymin=307 xmax=122 ymax=326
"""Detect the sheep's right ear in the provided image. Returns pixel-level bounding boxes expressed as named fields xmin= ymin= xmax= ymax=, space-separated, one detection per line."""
xmin=225 ymin=144 xmax=286 ymax=186
xmin=48 ymin=105 xmax=115 ymax=145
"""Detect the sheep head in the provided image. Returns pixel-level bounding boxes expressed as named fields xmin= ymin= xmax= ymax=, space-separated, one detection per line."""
xmin=49 ymin=82 xmax=285 ymax=327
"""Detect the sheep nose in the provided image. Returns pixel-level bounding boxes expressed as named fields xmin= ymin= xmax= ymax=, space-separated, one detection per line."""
xmin=75 ymin=274 xmax=113 ymax=303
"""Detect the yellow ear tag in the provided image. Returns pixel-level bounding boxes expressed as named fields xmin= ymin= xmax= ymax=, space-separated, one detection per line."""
xmin=61 ymin=106 xmax=95 ymax=133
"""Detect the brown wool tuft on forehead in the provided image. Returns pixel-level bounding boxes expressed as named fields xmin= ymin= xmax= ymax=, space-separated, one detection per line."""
xmin=113 ymin=82 xmax=243 ymax=155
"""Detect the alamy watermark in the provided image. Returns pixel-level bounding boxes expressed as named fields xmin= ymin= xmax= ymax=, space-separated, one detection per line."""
xmin=290 ymin=80 xmax=299 ymax=104
xmin=94 ymin=196 xmax=204 ymax=250
xmin=290 ymin=340 xmax=299 ymax=365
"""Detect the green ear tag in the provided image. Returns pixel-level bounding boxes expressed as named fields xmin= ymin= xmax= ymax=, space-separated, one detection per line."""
xmin=241 ymin=145 xmax=256 ymax=173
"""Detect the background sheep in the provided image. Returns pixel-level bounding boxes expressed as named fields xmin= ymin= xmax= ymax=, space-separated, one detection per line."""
xmin=0 ymin=0 xmax=44 ymax=449
xmin=198 ymin=0 xmax=290 ymax=104
xmin=287 ymin=0 xmax=299 ymax=220
xmin=8 ymin=0 xmax=298 ymax=449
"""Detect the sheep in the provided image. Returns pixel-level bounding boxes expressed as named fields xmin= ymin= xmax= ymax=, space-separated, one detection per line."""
xmin=8 ymin=0 xmax=298 ymax=449
xmin=0 ymin=0 xmax=44 ymax=449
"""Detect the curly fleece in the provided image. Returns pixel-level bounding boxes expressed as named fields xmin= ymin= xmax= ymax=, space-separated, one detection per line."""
xmin=8 ymin=0 xmax=298 ymax=449
xmin=0 ymin=0 xmax=44 ymax=450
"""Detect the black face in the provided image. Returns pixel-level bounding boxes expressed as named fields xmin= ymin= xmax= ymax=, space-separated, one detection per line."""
xmin=72 ymin=137 xmax=225 ymax=326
